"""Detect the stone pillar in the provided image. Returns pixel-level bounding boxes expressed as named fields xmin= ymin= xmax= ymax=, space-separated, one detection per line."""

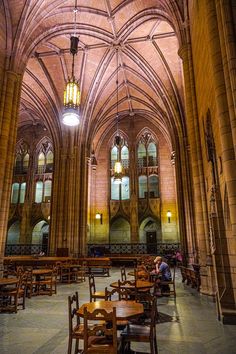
xmin=129 ymin=138 xmax=139 ymax=242
xmin=216 ymin=0 xmax=236 ymax=156
xmin=49 ymin=131 xmax=87 ymax=257
xmin=178 ymin=41 xmax=216 ymax=296
xmin=0 ymin=70 xmax=22 ymax=274
xmin=206 ymin=0 xmax=236 ymax=323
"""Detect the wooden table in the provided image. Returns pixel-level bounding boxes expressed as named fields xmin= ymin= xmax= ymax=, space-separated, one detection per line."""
xmin=78 ymin=300 xmax=144 ymax=320
xmin=110 ymin=280 xmax=154 ymax=290
xmin=0 ymin=278 xmax=18 ymax=287
xmin=32 ymin=269 xmax=53 ymax=276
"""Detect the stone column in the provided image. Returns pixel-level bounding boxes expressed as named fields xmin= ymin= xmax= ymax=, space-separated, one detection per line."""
xmin=206 ymin=0 xmax=236 ymax=323
xmin=178 ymin=41 xmax=216 ymax=296
xmin=0 ymin=70 xmax=22 ymax=274
xmin=49 ymin=132 xmax=88 ymax=257
xmin=216 ymin=0 xmax=236 ymax=156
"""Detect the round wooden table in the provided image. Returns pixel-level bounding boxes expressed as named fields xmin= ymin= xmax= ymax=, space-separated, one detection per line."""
xmin=77 ymin=300 xmax=144 ymax=320
xmin=110 ymin=280 xmax=154 ymax=290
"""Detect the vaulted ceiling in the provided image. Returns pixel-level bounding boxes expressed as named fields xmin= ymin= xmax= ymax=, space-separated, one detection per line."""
xmin=4 ymin=0 xmax=186 ymax=146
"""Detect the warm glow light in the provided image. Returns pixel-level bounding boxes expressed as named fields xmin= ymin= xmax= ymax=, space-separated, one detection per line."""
xmin=64 ymin=80 xmax=80 ymax=107
xmin=167 ymin=210 xmax=172 ymax=218
xmin=114 ymin=161 xmax=122 ymax=174
xmin=95 ymin=213 xmax=101 ymax=219
xmin=62 ymin=109 xmax=80 ymax=126
xmin=114 ymin=161 xmax=123 ymax=184
xmin=62 ymin=79 xmax=80 ymax=126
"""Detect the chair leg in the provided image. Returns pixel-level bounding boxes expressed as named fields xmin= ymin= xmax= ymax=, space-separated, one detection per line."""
xmin=74 ymin=339 xmax=79 ymax=354
xmin=68 ymin=336 xmax=72 ymax=354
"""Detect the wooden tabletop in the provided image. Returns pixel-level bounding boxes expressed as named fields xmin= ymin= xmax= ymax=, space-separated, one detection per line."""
xmin=110 ymin=280 xmax=154 ymax=289
xmin=32 ymin=269 xmax=53 ymax=275
xmin=77 ymin=300 xmax=144 ymax=320
xmin=0 ymin=278 xmax=18 ymax=286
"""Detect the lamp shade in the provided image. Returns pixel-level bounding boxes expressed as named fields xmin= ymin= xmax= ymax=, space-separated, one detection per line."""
xmin=64 ymin=79 xmax=80 ymax=108
xmin=62 ymin=108 xmax=80 ymax=126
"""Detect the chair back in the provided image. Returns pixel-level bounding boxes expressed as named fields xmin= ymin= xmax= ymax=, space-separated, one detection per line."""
xmin=83 ymin=306 xmax=117 ymax=354
xmin=105 ymin=287 xmax=130 ymax=301
xmin=120 ymin=266 xmax=127 ymax=281
xmin=88 ymin=274 xmax=96 ymax=298
xmin=118 ymin=279 xmax=137 ymax=300
xmin=137 ymin=292 xmax=158 ymax=323
xmin=68 ymin=291 xmax=80 ymax=335
xmin=135 ymin=266 xmax=150 ymax=281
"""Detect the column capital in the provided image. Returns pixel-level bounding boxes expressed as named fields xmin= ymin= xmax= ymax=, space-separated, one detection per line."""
xmin=178 ymin=43 xmax=190 ymax=60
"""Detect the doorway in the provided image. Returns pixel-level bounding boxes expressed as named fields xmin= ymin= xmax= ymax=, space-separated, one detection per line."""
xmin=146 ymin=231 xmax=157 ymax=254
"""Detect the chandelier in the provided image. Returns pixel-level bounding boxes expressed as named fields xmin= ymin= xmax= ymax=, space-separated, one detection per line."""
xmin=113 ymin=49 xmax=123 ymax=185
xmin=62 ymin=1 xmax=80 ymax=126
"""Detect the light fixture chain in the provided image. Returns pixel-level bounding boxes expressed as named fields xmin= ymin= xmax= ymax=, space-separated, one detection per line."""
xmin=73 ymin=0 xmax=78 ymax=36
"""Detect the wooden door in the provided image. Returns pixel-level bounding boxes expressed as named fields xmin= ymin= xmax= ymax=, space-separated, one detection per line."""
xmin=146 ymin=231 xmax=157 ymax=254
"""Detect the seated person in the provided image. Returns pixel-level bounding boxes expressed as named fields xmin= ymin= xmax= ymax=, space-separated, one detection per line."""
xmin=152 ymin=256 xmax=171 ymax=281
xmin=151 ymin=256 xmax=172 ymax=294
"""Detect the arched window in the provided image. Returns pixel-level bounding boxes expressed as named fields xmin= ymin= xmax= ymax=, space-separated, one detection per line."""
xmin=149 ymin=175 xmax=159 ymax=197
xmin=111 ymin=177 xmax=119 ymax=200
xmin=11 ymin=183 xmax=19 ymax=204
xmin=35 ymin=181 xmax=43 ymax=203
xmin=147 ymin=142 xmax=157 ymax=166
xmin=110 ymin=136 xmax=130 ymax=201
xmin=46 ymin=151 xmax=53 ymax=172
xmin=138 ymin=143 xmax=146 ymax=167
xmin=19 ymin=182 xmax=26 ymax=203
xmin=23 ymin=153 xmax=29 ymax=172
xmin=38 ymin=153 xmax=45 ymax=174
xmin=121 ymin=176 xmax=130 ymax=200
xmin=121 ymin=145 xmax=129 ymax=168
xmin=15 ymin=154 xmax=21 ymax=174
xmin=111 ymin=146 xmax=118 ymax=169
xmin=44 ymin=180 xmax=52 ymax=202
xmin=139 ymin=175 xmax=147 ymax=198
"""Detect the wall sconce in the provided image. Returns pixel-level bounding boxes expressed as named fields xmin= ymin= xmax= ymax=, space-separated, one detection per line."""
xmin=95 ymin=213 xmax=103 ymax=224
xmin=167 ymin=210 xmax=172 ymax=223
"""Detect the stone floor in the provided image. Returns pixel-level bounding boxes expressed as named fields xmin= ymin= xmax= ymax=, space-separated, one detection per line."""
xmin=1 ymin=267 xmax=236 ymax=354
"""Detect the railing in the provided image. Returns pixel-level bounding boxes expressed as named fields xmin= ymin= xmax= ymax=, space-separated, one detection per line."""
xmin=5 ymin=242 xmax=180 ymax=257
xmin=87 ymin=243 xmax=180 ymax=256
xmin=5 ymin=244 xmax=44 ymax=256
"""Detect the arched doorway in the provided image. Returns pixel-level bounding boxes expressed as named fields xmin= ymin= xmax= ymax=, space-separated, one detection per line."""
xmin=110 ymin=218 xmax=130 ymax=244
xmin=139 ymin=217 xmax=161 ymax=254
xmin=7 ymin=220 xmax=20 ymax=244
xmin=32 ymin=220 xmax=49 ymax=254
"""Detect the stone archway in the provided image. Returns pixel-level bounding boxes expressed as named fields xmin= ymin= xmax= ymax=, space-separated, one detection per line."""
xmin=110 ymin=217 xmax=131 ymax=244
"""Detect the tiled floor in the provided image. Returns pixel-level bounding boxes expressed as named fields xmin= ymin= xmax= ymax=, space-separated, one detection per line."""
xmin=1 ymin=267 xmax=236 ymax=354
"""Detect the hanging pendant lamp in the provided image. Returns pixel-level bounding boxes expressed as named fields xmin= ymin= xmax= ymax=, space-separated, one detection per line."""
xmin=113 ymin=49 xmax=123 ymax=184
xmin=62 ymin=1 xmax=80 ymax=126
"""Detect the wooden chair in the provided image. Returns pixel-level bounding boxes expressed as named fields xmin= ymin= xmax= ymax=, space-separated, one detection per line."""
xmin=83 ymin=306 xmax=118 ymax=354
xmin=105 ymin=287 xmax=129 ymax=329
xmin=105 ymin=287 xmax=130 ymax=301
xmin=0 ymin=274 xmax=27 ymax=313
xmin=37 ymin=268 xmax=57 ymax=296
xmin=25 ymin=268 xmax=39 ymax=298
xmin=120 ymin=296 xmax=158 ymax=354
xmin=60 ymin=262 xmax=73 ymax=283
xmin=120 ymin=266 xmax=127 ymax=281
xmin=76 ymin=260 xmax=87 ymax=282
xmin=118 ymin=279 xmax=138 ymax=301
xmin=160 ymin=266 xmax=176 ymax=297
xmin=68 ymin=291 xmax=84 ymax=354
xmin=88 ymin=274 xmax=106 ymax=302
